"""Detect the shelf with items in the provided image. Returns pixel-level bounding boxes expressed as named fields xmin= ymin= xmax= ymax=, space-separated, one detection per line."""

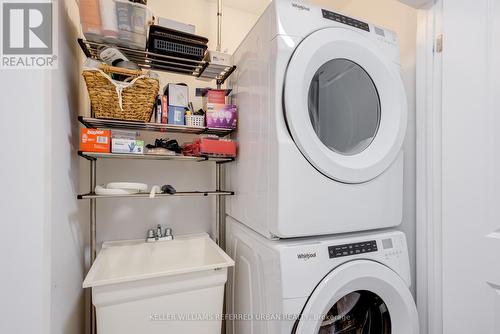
xmin=77 ymin=190 xmax=234 ymax=200
xmin=78 ymin=38 xmax=236 ymax=85
xmin=78 ymin=116 xmax=234 ymax=137
xmin=78 ymin=151 xmax=234 ymax=164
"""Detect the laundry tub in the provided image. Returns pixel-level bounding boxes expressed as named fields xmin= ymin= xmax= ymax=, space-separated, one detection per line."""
xmin=83 ymin=233 xmax=234 ymax=334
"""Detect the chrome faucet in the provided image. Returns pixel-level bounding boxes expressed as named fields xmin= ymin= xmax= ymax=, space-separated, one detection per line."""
xmin=146 ymin=225 xmax=173 ymax=242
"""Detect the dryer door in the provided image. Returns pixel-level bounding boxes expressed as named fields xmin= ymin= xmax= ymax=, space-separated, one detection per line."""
xmin=283 ymin=27 xmax=407 ymax=184
xmin=293 ymin=260 xmax=418 ymax=334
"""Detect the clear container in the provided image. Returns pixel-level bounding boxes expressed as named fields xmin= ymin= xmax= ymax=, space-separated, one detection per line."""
xmin=79 ymin=0 xmax=153 ymax=50
xmin=79 ymin=0 xmax=103 ymax=42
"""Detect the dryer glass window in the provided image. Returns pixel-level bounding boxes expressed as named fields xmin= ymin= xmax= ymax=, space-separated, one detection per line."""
xmin=308 ymin=59 xmax=381 ymax=156
xmin=318 ymin=290 xmax=391 ymax=334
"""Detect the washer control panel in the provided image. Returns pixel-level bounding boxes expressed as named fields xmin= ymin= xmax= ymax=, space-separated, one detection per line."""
xmin=322 ymin=9 xmax=370 ymax=32
xmin=328 ymin=240 xmax=378 ymax=258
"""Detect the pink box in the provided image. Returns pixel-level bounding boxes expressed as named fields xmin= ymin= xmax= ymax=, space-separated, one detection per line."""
xmin=204 ymin=90 xmax=226 ymax=104
xmin=200 ymin=89 xmax=230 ymax=109
xmin=206 ymin=103 xmax=237 ymax=129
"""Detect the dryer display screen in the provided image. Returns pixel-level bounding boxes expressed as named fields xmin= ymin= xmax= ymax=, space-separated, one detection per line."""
xmin=328 ymin=241 xmax=378 ymax=258
xmin=321 ymin=9 xmax=370 ymax=32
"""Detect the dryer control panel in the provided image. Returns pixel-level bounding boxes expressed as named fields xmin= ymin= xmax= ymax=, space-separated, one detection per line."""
xmin=322 ymin=9 xmax=370 ymax=32
xmin=328 ymin=240 xmax=378 ymax=258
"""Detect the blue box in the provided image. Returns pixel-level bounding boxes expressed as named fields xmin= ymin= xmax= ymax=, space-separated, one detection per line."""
xmin=168 ymin=106 xmax=185 ymax=125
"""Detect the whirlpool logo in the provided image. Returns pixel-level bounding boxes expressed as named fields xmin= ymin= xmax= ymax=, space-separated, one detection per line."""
xmin=292 ymin=3 xmax=310 ymax=11
xmin=297 ymin=252 xmax=317 ymax=261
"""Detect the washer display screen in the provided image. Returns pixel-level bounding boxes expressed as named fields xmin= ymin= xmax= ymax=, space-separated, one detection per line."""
xmin=328 ymin=240 xmax=378 ymax=258
xmin=322 ymin=9 xmax=370 ymax=32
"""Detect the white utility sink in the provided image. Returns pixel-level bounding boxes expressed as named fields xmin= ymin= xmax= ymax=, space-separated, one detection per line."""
xmin=83 ymin=233 xmax=234 ymax=334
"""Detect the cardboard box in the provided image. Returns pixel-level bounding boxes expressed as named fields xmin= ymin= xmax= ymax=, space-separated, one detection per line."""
xmin=80 ymin=128 xmax=111 ymax=153
xmin=206 ymin=104 xmax=237 ymax=129
xmin=203 ymin=90 xmax=226 ymax=109
xmin=157 ymin=17 xmax=196 ymax=34
xmin=168 ymin=106 xmax=185 ymax=125
xmin=111 ymin=130 xmax=138 ymax=140
xmin=182 ymin=138 xmax=237 ymax=157
xmin=111 ymin=138 xmax=144 ymax=154
xmin=204 ymin=50 xmax=231 ymax=66
xmin=165 ymin=84 xmax=188 ymax=107
xmin=197 ymin=88 xmax=231 ymax=110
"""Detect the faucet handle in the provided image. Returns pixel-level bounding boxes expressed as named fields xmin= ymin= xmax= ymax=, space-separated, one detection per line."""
xmin=147 ymin=225 xmax=173 ymax=242
xmin=146 ymin=229 xmax=156 ymax=243
xmin=147 ymin=229 xmax=155 ymax=238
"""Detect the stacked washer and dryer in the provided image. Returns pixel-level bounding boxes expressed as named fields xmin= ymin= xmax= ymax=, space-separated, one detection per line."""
xmin=225 ymin=1 xmax=419 ymax=333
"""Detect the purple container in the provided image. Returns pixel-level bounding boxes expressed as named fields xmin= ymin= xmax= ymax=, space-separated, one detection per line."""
xmin=206 ymin=104 xmax=237 ymax=129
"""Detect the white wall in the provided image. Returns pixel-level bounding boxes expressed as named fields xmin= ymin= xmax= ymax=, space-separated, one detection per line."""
xmin=439 ymin=0 xmax=500 ymax=332
xmin=0 ymin=72 xmax=51 ymax=334
xmin=49 ymin=0 xmax=86 ymax=333
xmin=0 ymin=0 xmax=85 ymax=333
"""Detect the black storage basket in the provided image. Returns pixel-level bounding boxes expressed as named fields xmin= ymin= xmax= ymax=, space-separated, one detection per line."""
xmin=147 ymin=25 xmax=208 ymax=61
xmin=152 ymin=39 xmax=206 ymax=59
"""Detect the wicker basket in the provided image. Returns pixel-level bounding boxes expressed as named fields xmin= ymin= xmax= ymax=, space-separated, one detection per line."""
xmin=186 ymin=115 xmax=205 ymax=127
xmin=82 ymin=65 xmax=159 ymax=122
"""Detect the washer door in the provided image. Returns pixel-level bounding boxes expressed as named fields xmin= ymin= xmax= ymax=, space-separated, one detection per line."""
xmin=284 ymin=27 xmax=407 ymax=183
xmin=294 ymin=260 xmax=418 ymax=334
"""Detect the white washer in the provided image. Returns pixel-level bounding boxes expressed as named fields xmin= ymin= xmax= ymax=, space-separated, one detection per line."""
xmin=226 ymin=217 xmax=418 ymax=334
xmin=227 ymin=0 xmax=407 ymax=238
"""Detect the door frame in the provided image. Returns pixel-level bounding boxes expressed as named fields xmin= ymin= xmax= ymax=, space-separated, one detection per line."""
xmin=414 ymin=1 xmax=443 ymax=333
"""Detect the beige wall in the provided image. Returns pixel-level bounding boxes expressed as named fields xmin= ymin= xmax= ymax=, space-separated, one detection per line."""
xmin=77 ymin=0 xmax=417 ymax=292
xmin=76 ymin=0 xmax=416 ymax=322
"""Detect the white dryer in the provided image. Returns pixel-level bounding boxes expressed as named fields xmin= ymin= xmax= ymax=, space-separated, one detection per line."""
xmin=226 ymin=217 xmax=419 ymax=334
xmin=227 ymin=0 xmax=407 ymax=238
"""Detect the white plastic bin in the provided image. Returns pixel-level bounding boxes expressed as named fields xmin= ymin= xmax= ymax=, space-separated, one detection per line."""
xmin=79 ymin=0 xmax=152 ymax=49
xmin=83 ymin=233 xmax=234 ymax=334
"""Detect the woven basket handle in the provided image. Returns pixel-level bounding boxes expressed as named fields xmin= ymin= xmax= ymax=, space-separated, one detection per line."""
xmin=99 ymin=64 xmax=144 ymax=78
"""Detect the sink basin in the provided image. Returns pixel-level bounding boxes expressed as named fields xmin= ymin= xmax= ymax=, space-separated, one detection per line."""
xmin=83 ymin=233 xmax=234 ymax=334
xmin=83 ymin=233 xmax=234 ymax=288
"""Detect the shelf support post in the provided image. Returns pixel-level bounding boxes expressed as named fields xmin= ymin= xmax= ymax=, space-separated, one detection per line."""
xmin=216 ymin=162 xmax=227 ymax=334
xmin=217 ymin=0 xmax=223 ymax=52
xmin=215 ymin=163 xmax=226 ymax=248
xmin=89 ymin=159 xmax=97 ymax=334
xmin=216 ymin=164 xmax=221 ymax=245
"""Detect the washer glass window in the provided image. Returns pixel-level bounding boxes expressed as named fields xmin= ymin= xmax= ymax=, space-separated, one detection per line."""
xmin=308 ymin=59 xmax=381 ymax=156
xmin=318 ymin=290 xmax=391 ymax=333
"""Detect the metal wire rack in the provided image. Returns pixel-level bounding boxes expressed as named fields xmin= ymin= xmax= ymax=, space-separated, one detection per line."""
xmin=78 ymin=38 xmax=236 ymax=85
